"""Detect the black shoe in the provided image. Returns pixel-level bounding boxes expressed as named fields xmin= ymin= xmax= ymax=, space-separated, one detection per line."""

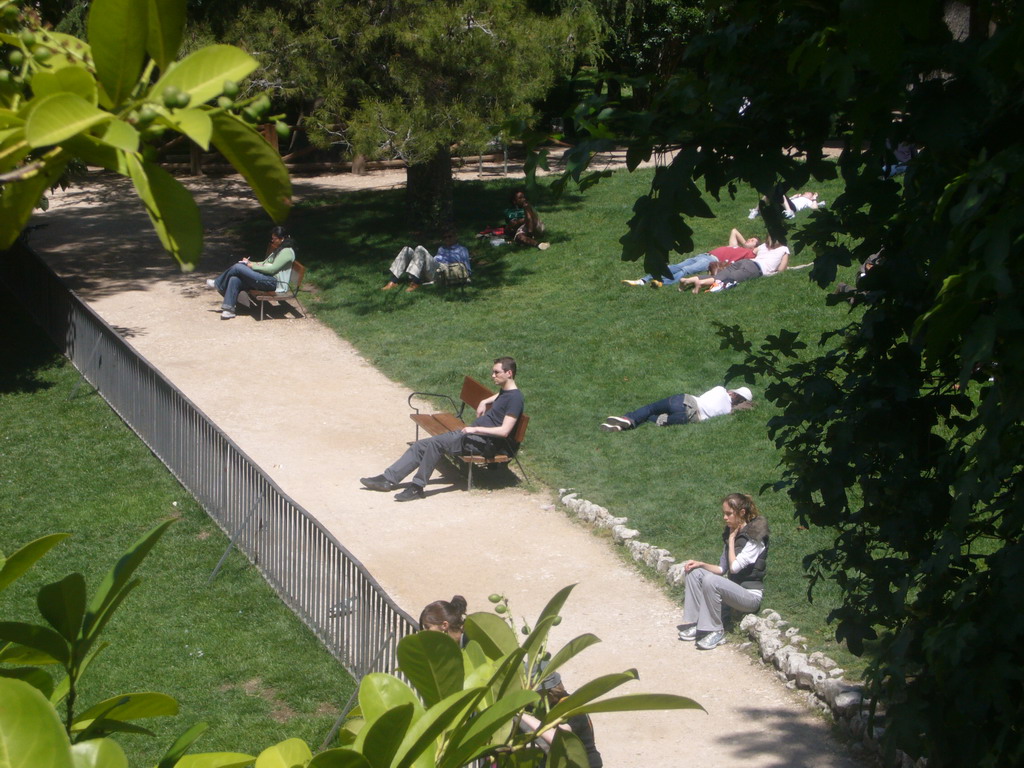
xmin=394 ymin=485 xmax=425 ymax=502
xmin=361 ymin=475 xmax=396 ymax=492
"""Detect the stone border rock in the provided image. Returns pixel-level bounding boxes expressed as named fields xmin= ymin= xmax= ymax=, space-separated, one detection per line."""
xmin=555 ymin=489 xmax=925 ymax=768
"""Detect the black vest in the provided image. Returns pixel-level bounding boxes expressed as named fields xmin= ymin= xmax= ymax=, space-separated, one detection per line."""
xmin=723 ymin=516 xmax=769 ymax=591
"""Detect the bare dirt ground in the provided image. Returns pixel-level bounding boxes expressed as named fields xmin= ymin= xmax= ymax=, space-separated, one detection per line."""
xmin=31 ymin=154 xmax=863 ymax=767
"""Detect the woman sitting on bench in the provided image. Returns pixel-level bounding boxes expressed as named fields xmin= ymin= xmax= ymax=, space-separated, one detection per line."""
xmin=206 ymin=226 xmax=295 ymax=320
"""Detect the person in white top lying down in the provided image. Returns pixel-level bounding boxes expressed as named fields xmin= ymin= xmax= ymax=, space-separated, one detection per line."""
xmin=599 ymin=385 xmax=752 ymax=431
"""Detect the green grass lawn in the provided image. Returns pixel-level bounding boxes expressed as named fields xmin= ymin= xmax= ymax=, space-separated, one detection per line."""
xmin=269 ymin=165 xmax=866 ymax=670
xmin=0 ymin=307 xmax=356 ymax=765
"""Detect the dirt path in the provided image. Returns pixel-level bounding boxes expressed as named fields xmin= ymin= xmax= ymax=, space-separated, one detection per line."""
xmin=31 ymin=158 xmax=862 ymax=768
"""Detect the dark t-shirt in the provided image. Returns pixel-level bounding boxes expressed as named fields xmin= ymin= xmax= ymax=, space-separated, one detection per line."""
xmin=473 ymin=388 xmax=525 ymax=430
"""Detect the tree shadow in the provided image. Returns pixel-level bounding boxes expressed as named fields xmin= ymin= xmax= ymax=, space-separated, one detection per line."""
xmin=0 ymin=292 xmax=62 ymax=395
xmin=717 ymin=706 xmax=863 ymax=767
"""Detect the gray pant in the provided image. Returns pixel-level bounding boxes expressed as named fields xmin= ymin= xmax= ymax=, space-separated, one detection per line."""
xmin=681 ymin=568 xmax=762 ymax=632
xmin=389 ymin=246 xmax=436 ymax=283
xmin=383 ymin=431 xmax=490 ymax=488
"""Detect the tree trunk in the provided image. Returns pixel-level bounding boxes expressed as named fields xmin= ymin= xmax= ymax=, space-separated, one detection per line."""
xmin=406 ymin=146 xmax=453 ymax=234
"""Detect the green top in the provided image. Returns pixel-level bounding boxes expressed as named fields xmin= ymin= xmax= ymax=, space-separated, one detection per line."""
xmin=250 ymin=246 xmax=295 ymax=292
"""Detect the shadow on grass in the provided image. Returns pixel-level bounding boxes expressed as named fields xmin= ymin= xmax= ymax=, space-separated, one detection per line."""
xmin=0 ymin=292 xmax=62 ymax=395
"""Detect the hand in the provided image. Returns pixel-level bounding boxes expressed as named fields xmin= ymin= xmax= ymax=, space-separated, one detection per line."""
xmin=462 ymin=426 xmax=475 ymax=435
xmin=683 ymin=560 xmax=701 ymax=572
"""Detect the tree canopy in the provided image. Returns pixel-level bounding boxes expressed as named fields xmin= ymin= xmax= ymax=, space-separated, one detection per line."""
xmin=545 ymin=0 xmax=1024 ymax=764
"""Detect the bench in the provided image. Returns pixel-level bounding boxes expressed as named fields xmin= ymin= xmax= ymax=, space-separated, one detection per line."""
xmin=245 ymin=261 xmax=307 ymax=320
xmin=408 ymin=375 xmax=529 ymax=490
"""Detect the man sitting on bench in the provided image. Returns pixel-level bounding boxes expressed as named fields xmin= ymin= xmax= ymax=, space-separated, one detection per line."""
xmin=360 ymin=357 xmax=524 ymax=501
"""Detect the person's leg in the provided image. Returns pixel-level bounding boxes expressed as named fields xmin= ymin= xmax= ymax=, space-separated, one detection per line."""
xmin=384 ymin=247 xmax=415 ymax=287
xmin=383 ymin=431 xmax=465 ymax=489
xmin=220 ymin=264 xmax=276 ymax=310
xmin=692 ymin=571 xmax=761 ymax=633
xmin=656 ymin=394 xmax=696 ymax=426
xmin=663 ymin=254 xmax=715 ymax=285
xmin=624 ymin=395 xmax=678 ymax=427
xmin=403 ymin=246 xmax=436 ymax=284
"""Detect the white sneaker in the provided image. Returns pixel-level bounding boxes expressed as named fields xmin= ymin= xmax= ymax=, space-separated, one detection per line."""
xmin=206 ymin=279 xmax=216 ymax=289
xmin=748 ymin=208 xmax=759 ymax=219
xmin=220 ymin=310 xmax=236 ymax=320
xmin=621 ymin=279 xmax=644 ymax=286
xmin=537 ymin=242 xmax=550 ymax=251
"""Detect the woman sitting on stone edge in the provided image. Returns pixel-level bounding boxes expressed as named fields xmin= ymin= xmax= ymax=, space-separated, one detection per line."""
xmin=678 ymin=492 xmax=769 ymax=650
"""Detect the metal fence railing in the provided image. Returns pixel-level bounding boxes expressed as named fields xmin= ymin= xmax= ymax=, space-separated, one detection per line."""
xmin=6 ymin=242 xmax=418 ymax=679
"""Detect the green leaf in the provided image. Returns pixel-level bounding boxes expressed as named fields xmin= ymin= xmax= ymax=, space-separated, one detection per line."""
xmin=360 ymin=704 xmax=414 ymax=768
xmin=95 ymin=119 xmax=139 ymax=153
xmin=63 ymin=135 xmax=132 ymax=175
xmin=150 ymin=45 xmax=257 ymax=107
xmin=87 ymin=0 xmax=148 ymax=106
xmin=70 ymin=738 xmax=129 ymax=768
xmin=23 ymin=93 xmax=112 ymax=148
xmin=0 ymin=678 xmax=73 ymax=768
xmin=30 ymin=67 xmax=99 ymax=104
xmin=82 ymin=520 xmax=173 ymax=643
xmin=0 ymin=533 xmax=69 ymax=592
xmin=146 ymin=0 xmax=186 ymax=72
xmin=209 ymin=111 xmax=292 ymax=222
xmin=544 ymin=670 xmax=639 ymax=723
xmin=555 ymin=692 xmax=705 ymax=718
xmin=157 ymin=722 xmax=209 ymax=768
xmin=159 ymin=107 xmax=212 ymax=150
xmin=72 ymin=692 xmax=179 ymax=731
xmin=0 ymin=149 xmax=71 ymax=250
xmin=53 ymin=642 xmax=109 ymax=705
xmin=396 ymin=632 xmax=464 ymax=707
xmin=38 ymin=573 xmax=86 ymax=643
xmin=174 ymin=753 xmax=257 ymax=768
xmin=306 ymin=749 xmax=372 ymax=768
xmin=254 ymin=737 xmax=312 ymax=768
xmin=0 ymin=642 xmax=61 ymax=666
xmin=0 ymin=667 xmax=55 ymax=700
xmin=357 ymin=674 xmax=422 ymax=727
xmin=0 ymin=622 xmax=69 ymax=666
xmin=439 ymin=689 xmax=537 ymax=768
xmin=125 ymin=154 xmax=204 ymax=269
xmin=463 ymin=613 xmax=518 ymax=660
xmin=547 ymin=729 xmax=588 ymax=768
xmin=175 ymin=753 xmax=258 ymax=765
xmin=391 ymin=688 xmax=486 ymax=768
xmin=541 ymin=634 xmax=601 ymax=684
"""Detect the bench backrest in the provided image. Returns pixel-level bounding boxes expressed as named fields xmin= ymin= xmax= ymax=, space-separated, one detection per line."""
xmin=459 ymin=376 xmax=494 ymax=411
xmin=287 ymin=261 xmax=306 ymax=293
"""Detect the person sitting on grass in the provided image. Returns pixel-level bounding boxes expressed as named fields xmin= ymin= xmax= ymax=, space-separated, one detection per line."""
xmin=504 ymin=188 xmax=550 ymax=250
xmin=382 ymin=228 xmax=471 ymax=292
xmin=622 ymin=228 xmax=759 ymax=287
xmin=749 ymin=190 xmax=825 ymax=219
xmin=600 ymin=385 xmax=752 ymax=431
xmin=205 ymin=225 xmax=295 ymax=320
xmin=676 ymin=233 xmax=789 ymax=294
xmin=360 ymin=357 xmax=524 ymax=501
xmin=677 ymin=492 xmax=769 ymax=651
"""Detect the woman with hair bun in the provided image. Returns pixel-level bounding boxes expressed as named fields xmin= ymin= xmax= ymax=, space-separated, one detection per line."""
xmin=419 ymin=595 xmax=468 ymax=646
xmin=677 ymin=493 xmax=769 ymax=650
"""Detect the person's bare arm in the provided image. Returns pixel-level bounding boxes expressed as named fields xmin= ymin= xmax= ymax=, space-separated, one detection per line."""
xmin=463 ymin=413 xmax=517 ymax=438
xmin=776 ymin=252 xmax=789 ymax=273
xmin=728 ymin=228 xmax=747 ymax=247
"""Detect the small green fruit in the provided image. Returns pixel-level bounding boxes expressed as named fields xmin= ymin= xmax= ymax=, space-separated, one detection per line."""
xmin=521 ymin=626 xmax=530 ymax=635
xmin=217 ymin=96 xmax=232 ymax=109
xmin=0 ymin=69 xmax=11 ymax=84
xmin=274 ymin=121 xmax=290 ymax=139
xmin=161 ymin=85 xmax=181 ymax=108
xmin=19 ymin=29 xmax=35 ymax=47
xmin=552 ymin=616 xmax=562 ymax=625
xmin=222 ymin=80 xmax=239 ymax=98
xmin=488 ymin=594 xmax=502 ymax=603
xmin=32 ymin=45 xmax=51 ymax=62
xmin=242 ymin=107 xmax=259 ymax=123
xmin=494 ymin=605 xmax=507 ymax=614
xmin=137 ymin=106 xmax=158 ymax=124
xmin=8 ymin=49 xmax=24 ymax=67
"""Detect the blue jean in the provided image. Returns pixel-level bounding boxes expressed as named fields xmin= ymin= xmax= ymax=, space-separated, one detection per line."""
xmin=624 ymin=394 xmax=698 ymax=427
xmin=215 ymin=263 xmax=277 ymax=310
xmin=642 ymin=253 xmax=717 ymax=285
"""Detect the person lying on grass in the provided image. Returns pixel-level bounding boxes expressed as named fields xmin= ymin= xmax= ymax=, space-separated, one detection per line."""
xmin=600 ymin=386 xmax=752 ymax=431
xmin=381 ymin=228 xmax=472 ymax=292
xmin=621 ymin=228 xmax=759 ymax=287
xmin=360 ymin=356 xmax=523 ymax=501
xmin=678 ymin=492 xmax=770 ymax=651
xmin=676 ymin=233 xmax=789 ymax=294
